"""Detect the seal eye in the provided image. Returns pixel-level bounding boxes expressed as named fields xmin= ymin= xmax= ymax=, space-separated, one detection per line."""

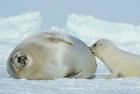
xmin=93 ymin=44 xmax=96 ymax=47
xmin=10 ymin=57 xmax=13 ymax=62
xmin=15 ymin=54 xmax=18 ymax=59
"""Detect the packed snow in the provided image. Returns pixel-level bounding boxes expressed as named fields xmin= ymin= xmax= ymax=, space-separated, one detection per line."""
xmin=0 ymin=12 xmax=140 ymax=94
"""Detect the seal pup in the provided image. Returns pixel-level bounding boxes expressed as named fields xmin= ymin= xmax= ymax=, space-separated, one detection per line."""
xmin=7 ymin=32 xmax=97 ymax=80
xmin=90 ymin=39 xmax=140 ymax=78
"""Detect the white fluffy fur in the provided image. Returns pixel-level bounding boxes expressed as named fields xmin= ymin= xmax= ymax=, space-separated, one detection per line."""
xmin=91 ymin=39 xmax=140 ymax=78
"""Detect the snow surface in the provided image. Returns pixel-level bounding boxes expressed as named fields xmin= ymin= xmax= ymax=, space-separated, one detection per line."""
xmin=1 ymin=12 xmax=140 ymax=94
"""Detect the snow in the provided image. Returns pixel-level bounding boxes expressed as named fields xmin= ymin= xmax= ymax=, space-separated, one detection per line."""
xmin=1 ymin=12 xmax=140 ymax=94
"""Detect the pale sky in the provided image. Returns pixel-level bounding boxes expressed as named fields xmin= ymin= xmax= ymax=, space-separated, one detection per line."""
xmin=0 ymin=0 xmax=140 ymax=30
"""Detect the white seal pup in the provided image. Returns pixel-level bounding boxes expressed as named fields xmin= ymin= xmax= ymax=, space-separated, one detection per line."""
xmin=7 ymin=32 xmax=96 ymax=80
xmin=90 ymin=39 xmax=140 ymax=78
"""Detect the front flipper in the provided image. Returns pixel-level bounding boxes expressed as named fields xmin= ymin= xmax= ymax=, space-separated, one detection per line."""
xmin=72 ymin=72 xmax=95 ymax=79
xmin=65 ymin=72 xmax=80 ymax=78
xmin=71 ymin=71 xmax=95 ymax=79
xmin=42 ymin=32 xmax=74 ymax=45
xmin=48 ymin=36 xmax=74 ymax=45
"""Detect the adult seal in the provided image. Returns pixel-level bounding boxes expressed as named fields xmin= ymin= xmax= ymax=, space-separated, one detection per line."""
xmin=90 ymin=39 xmax=140 ymax=78
xmin=7 ymin=32 xmax=97 ymax=80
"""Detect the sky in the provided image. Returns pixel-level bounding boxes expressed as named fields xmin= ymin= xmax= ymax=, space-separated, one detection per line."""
xmin=0 ymin=0 xmax=140 ymax=30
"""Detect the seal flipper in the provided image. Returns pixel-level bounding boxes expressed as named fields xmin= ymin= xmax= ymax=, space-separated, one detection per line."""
xmin=48 ymin=36 xmax=74 ymax=45
xmin=103 ymin=73 xmax=123 ymax=79
xmin=42 ymin=32 xmax=74 ymax=45
xmin=65 ymin=72 xmax=80 ymax=78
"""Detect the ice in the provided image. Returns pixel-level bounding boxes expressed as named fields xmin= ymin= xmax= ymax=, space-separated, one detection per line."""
xmin=0 ymin=13 xmax=140 ymax=94
xmin=66 ymin=14 xmax=140 ymax=43
xmin=66 ymin=14 xmax=140 ymax=54
xmin=0 ymin=11 xmax=41 ymax=41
